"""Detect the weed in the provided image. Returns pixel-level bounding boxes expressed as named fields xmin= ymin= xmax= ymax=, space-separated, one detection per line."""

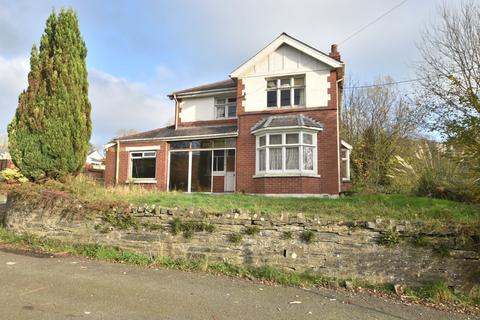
xmin=169 ymin=218 xmax=216 ymax=238
xmin=433 ymin=244 xmax=450 ymax=257
xmin=412 ymin=235 xmax=430 ymax=247
xmin=300 ymin=230 xmax=316 ymax=244
xmin=227 ymin=232 xmax=242 ymax=244
xmin=379 ymin=230 xmax=400 ymax=247
xmin=243 ymin=226 xmax=260 ymax=236
xmin=282 ymin=231 xmax=293 ymax=240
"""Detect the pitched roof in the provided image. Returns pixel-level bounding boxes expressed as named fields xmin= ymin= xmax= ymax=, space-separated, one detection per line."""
xmin=115 ymin=124 xmax=238 ymax=141
xmin=230 ymin=32 xmax=343 ymax=78
xmin=251 ymin=114 xmax=323 ymax=132
xmin=169 ymin=79 xmax=236 ymax=98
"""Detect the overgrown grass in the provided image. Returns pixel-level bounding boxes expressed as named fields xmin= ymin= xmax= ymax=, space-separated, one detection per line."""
xmin=0 ymin=227 xmax=477 ymax=310
xmin=2 ymin=175 xmax=480 ymax=229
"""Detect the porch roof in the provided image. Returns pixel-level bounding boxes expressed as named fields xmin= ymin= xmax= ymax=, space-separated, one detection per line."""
xmin=114 ymin=124 xmax=238 ymax=142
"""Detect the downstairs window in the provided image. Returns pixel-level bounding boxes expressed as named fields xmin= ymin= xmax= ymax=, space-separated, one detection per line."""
xmin=130 ymin=151 xmax=156 ymax=180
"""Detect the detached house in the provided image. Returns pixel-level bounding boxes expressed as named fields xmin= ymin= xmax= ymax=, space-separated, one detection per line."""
xmin=104 ymin=33 xmax=352 ymax=196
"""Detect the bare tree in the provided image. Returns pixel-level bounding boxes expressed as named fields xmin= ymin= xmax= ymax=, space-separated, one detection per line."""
xmin=115 ymin=128 xmax=139 ymax=138
xmin=342 ymin=76 xmax=425 ymax=189
xmin=416 ymin=1 xmax=480 ymax=158
xmin=0 ymin=134 xmax=8 ymax=150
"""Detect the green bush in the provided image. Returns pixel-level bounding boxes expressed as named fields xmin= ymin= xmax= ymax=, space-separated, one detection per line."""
xmin=227 ymin=232 xmax=242 ymax=244
xmin=243 ymin=226 xmax=260 ymax=236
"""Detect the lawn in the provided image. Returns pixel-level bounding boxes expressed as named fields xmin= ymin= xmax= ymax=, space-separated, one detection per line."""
xmin=137 ymin=192 xmax=479 ymax=224
xmin=2 ymin=176 xmax=479 ymax=227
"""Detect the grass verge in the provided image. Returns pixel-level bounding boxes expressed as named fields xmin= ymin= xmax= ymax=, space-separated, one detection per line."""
xmin=0 ymin=227 xmax=478 ymax=312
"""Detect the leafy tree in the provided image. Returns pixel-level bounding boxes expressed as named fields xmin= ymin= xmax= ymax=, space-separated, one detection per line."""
xmin=416 ymin=1 xmax=480 ymax=160
xmin=8 ymin=9 xmax=91 ymax=180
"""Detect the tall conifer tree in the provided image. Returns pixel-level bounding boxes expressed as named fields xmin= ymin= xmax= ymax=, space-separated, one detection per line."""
xmin=8 ymin=9 xmax=91 ymax=180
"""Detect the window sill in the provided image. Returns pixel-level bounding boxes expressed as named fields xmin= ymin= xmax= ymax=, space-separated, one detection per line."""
xmin=131 ymin=179 xmax=157 ymax=184
xmin=253 ymin=173 xmax=320 ymax=178
xmin=342 ymin=178 xmax=351 ymax=182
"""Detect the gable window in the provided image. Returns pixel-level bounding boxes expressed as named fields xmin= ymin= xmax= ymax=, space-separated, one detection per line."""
xmin=131 ymin=151 xmax=156 ymax=180
xmin=255 ymin=131 xmax=317 ymax=176
xmin=266 ymin=75 xmax=305 ymax=108
xmin=215 ymin=97 xmax=237 ymax=119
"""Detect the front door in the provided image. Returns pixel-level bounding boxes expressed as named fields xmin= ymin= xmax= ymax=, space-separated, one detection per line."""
xmin=224 ymin=149 xmax=235 ymax=192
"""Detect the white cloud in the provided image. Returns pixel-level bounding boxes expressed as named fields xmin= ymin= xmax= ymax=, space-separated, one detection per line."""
xmin=0 ymin=55 xmax=29 ymax=136
xmin=0 ymin=55 xmax=173 ymax=145
xmin=88 ymin=69 xmax=173 ymax=144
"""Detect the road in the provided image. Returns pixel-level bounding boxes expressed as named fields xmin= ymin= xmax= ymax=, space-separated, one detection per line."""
xmin=0 ymin=249 xmax=476 ymax=320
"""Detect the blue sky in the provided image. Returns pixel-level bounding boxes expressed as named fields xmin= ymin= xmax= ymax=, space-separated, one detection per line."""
xmin=0 ymin=0 xmax=445 ymax=145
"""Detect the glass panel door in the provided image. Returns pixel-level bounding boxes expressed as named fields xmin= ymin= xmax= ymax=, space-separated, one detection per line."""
xmin=190 ymin=151 xmax=212 ymax=192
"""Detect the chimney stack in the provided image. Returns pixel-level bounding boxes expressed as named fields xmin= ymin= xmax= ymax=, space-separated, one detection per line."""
xmin=329 ymin=44 xmax=341 ymax=61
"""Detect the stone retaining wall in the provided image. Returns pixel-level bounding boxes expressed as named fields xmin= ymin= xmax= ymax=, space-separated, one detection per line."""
xmin=3 ymin=193 xmax=479 ymax=296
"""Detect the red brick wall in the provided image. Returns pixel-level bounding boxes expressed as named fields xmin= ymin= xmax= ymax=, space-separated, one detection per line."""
xmin=236 ymin=108 xmax=340 ymax=195
xmin=235 ymin=68 xmax=341 ymax=195
xmin=104 ymin=140 xmax=168 ymax=190
xmin=212 ymin=176 xmax=224 ymax=193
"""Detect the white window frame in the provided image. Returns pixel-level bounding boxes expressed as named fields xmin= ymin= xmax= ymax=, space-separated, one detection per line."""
xmin=215 ymin=97 xmax=237 ymax=119
xmin=129 ymin=150 xmax=157 ymax=183
xmin=254 ymin=130 xmax=318 ymax=177
xmin=212 ymin=149 xmax=226 ymax=176
xmin=266 ymin=75 xmax=305 ymax=108
xmin=341 ymin=148 xmax=351 ymax=182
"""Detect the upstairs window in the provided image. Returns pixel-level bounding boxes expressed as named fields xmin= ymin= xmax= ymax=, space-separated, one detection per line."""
xmin=130 ymin=151 xmax=156 ymax=180
xmin=266 ymin=76 xmax=305 ymax=108
xmin=215 ymin=97 xmax=237 ymax=119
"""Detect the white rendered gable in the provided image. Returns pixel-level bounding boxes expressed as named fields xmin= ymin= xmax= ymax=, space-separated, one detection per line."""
xmin=241 ymin=44 xmax=332 ymax=112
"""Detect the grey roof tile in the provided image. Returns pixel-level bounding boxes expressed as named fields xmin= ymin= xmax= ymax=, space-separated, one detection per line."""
xmin=251 ymin=114 xmax=323 ymax=132
xmin=116 ymin=125 xmax=237 ymax=141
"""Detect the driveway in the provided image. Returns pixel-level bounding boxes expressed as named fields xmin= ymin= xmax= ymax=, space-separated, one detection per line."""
xmin=0 ymin=249 xmax=476 ymax=320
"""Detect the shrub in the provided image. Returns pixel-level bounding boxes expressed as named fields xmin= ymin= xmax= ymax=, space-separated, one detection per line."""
xmin=1 ymin=168 xmax=29 ymax=183
xmin=390 ymin=142 xmax=480 ymax=203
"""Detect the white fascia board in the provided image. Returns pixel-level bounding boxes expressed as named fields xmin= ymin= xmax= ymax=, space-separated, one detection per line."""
xmin=341 ymin=140 xmax=353 ymax=150
xmin=103 ymin=142 xmax=115 ymax=150
xmin=172 ymin=88 xmax=236 ymax=99
xmin=251 ymin=126 xmax=323 ymax=135
xmin=230 ymin=33 xmax=343 ymax=78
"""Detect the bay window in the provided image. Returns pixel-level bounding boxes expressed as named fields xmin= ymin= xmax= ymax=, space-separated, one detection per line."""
xmin=255 ymin=131 xmax=317 ymax=176
xmin=266 ymin=75 xmax=305 ymax=108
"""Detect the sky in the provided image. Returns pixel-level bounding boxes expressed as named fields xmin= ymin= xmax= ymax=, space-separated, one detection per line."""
xmin=0 ymin=0 xmax=447 ymax=145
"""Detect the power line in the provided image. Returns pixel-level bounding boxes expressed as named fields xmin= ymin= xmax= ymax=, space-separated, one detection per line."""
xmin=343 ymin=77 xmax=424 ymax=90
xmin=339 ymin=0 xmax=409 ymax=45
